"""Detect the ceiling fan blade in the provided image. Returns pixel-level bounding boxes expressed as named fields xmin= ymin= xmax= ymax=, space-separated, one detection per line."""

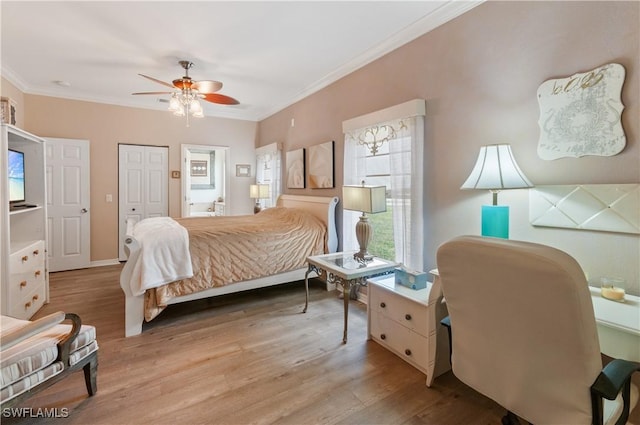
xmin=138 ymin=74 xmax=175 ymax=89
xmin=192 ymin=80 xmax=223 ymax=94
xmin=202 ymin=93 xmax=239 ymax=105
xmin=132 ymin=91 xmax=174 ymax=95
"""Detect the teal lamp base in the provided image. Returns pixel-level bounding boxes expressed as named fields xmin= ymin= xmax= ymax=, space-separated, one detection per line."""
xmin=481 ymin=205 xmax=509 ymax=239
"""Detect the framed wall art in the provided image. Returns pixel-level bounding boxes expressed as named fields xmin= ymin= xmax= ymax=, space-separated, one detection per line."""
xmin=537 ymin=63 xmax=626 ymax=160
xmin=0 ymin=97 xmax=17 ymax=125
xmin=236 ymin=164 xmax=251 ymax=177
xmin=286 ymin=148 xmax=305 ymax=189
xmin=308 ymin=140 xmax=335 ymax=189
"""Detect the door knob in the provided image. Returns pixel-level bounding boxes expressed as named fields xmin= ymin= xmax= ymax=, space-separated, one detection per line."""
xmin=81 ymin=208 xmax=88 ymax=213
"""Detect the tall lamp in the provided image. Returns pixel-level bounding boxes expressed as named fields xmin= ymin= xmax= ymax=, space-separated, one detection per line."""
xmin=249 ymin=184 xmax=269 ymax=214
xmin=461 ymin=144 xmax=533 ymax=239
xmin=342 ymin=181 xmax=387 ymax=262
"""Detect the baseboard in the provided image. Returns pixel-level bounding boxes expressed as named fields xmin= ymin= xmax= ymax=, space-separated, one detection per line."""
xmin=89 ymin=259 xmax=121 ymax=268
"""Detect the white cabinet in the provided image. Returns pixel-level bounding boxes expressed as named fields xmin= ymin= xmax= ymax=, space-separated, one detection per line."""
xmin=367 ymin=276 xmax=450 ymax=386
xmin=1 ymin=124 xmax=49 ymax=319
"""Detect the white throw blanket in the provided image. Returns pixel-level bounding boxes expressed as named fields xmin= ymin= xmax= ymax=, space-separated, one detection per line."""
xmin=128 ymin=217 xmax=193 ymax=296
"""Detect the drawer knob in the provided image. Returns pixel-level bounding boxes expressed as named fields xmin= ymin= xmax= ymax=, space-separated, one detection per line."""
xmin=380 ymin=302 xmax=386 ymax=308
xmin=33 ymin=249 xmax=40 ymax=256
xmin=25 ymin=302 xmax=32 ymax=309
xmin=21 ymin=255 xmax=29 ymax=262
xmin=19 ymin=281 xmax=27 ymax=288
xmin=405 ymin=314 xmax=412 ymax=321
xmin=35 ymin=270 xmax=42 ymax=277
xmin=405 ymin=349 xmax=412 ymax=356
xmin=380 ymin=334 xmax=386 ymax=340
xmin=32 ymin=294 xmax=39 ymax=301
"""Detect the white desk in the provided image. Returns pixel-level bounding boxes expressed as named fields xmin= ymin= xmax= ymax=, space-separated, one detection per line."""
xmin=589 ymin=287 xmax=640 ymax=362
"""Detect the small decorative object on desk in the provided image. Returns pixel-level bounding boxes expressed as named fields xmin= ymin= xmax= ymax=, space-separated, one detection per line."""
xmin=600 ymin=277 xmax=626 ymax=302
xmin=394 ymin=266 xmax=427 ymax=290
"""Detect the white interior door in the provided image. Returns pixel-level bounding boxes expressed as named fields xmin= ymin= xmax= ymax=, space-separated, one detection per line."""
xmin=118 ymin=144 xmax=168 ymax=260
xmin=45 ymin=138 xmax=90 ymax=272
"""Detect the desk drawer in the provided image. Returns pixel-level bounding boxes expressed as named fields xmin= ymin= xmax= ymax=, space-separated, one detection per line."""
xmin=370 ymin=312 xmax=428 ymax=371
xmin=370 ymin=285 xmax=428 ymax=337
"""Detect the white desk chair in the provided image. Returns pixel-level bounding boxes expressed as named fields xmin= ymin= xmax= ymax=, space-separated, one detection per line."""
xmin=436 ymin=235 xmax=638 ymax=425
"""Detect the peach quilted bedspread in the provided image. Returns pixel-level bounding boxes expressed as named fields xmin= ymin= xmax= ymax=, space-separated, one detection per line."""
xmin=143 ymin=207 xmax=326 ymax=321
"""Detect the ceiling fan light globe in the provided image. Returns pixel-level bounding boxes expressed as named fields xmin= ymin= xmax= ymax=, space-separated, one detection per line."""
xmin=192 ymin=109 xmax=204 ymax=118
xmin=168 ymin=96 xmax=181 ymax=111
xmin=190 ymin=99 xmax=202 ymax=113
xmin=173 ymin=108 xmax=186 ymax=117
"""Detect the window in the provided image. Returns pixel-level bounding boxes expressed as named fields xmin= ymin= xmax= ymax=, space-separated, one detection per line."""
xmin=359 ymin=143 xmax=395 ymax=261
xmin=342 ymin=100 xmax=425 ymax=270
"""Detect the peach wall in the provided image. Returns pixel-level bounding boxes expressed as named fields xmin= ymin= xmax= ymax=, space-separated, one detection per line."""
xmin=19 ymin=95 xmax=257 ymax=263
xmin=258 ymin=1 xmax=640 ymax=293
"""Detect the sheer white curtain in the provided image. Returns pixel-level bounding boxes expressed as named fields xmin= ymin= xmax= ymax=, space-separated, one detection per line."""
xmin=388 ymin=116 xmax=424 ymax=270
xmin=255 ymin=143 xmax=282 ymax=209
xmin=342 ymin=100 xmax=425 ymax=271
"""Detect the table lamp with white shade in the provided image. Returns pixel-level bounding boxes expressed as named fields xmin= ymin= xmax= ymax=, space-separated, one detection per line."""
xmin=342 ymin=181 xmax=387 ymax=262
xmin=249 ymin=184 xmax=269 ymax=214
xmin=461 ymin=144 xmax=533 ymax=238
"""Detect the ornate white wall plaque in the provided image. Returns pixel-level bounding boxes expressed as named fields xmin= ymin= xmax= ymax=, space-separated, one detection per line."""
xmin=537 ymin=63 xmax=626 ymax=160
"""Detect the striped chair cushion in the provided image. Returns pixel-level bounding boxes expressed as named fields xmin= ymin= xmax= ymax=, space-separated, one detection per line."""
xmin=0 ymin=361 xmax=64 ymax=402
xmin=0 ymin=315 xmax=97 ymax=391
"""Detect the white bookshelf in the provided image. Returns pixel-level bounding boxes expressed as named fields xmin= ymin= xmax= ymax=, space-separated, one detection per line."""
xmin=1 ymin=124 xmax=49 ymax=319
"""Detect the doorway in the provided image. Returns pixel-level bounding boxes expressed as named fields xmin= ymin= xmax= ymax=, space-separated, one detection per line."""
xmin=181 ymin=144 xmax=230 ymax=217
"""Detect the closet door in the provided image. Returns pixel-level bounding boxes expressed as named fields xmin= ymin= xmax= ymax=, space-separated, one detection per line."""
xmin=118 ymin=144 xmax=168 ymax=261
xmin=45 ymin=138 xmax=90 ymax=272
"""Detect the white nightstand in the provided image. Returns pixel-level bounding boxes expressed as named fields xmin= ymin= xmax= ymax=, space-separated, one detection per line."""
xmin=367 ymin=275 xmax=451 ymax=386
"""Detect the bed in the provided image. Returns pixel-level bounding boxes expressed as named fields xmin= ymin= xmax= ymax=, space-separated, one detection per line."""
xmin=119 ymin=195 xmax=339 ymax=337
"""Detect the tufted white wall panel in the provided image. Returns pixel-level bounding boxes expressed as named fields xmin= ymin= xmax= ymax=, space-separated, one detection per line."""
xmin=529 ymin=184 xmax=639 ymax=234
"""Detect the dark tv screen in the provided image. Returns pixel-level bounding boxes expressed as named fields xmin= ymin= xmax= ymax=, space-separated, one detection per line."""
xmin=8 ymin=149 xmax=25 ymax=203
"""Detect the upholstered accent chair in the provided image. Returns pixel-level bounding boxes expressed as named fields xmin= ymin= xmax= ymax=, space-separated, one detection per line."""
xmin=436 ymin=236 xmax=639 ymax=425
xmin=0 ymin=311 xmax=98 ymax=407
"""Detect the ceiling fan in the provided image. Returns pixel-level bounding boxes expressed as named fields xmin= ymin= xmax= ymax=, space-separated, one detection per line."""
xmin=133 ymin=60 xmax=239 ymax=124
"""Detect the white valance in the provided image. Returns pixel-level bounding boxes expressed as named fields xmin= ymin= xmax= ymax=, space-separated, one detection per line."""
xmin=342 ymin=99 xmax=426 ymax=133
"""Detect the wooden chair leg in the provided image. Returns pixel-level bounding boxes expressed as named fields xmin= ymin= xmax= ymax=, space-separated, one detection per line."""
xmin=83 ymin=355 xmax=98 ymax=396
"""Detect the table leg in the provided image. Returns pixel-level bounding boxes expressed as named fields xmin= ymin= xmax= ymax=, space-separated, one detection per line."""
xmin=342 ymin=279 xmax=351 ymax=344
xmin=303 ymin=267 xmax=313 ymax=313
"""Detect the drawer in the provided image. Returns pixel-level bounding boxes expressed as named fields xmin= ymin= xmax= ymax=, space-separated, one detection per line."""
xmin=9 ymin=281 xmax=46 ymax=320
xmin=371 ymin=312 xmax=429 ymax=371
xmin=370 ymin=285 xmax=428 ymax=337
xmin=9 ymin=268 xmax=45 ymax=301
xmin=9 ymin=240 xmax=45 ymax=274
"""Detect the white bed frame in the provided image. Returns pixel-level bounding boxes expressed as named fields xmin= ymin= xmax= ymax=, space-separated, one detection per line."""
xmin=119 ymin=195 xmax=339 ymax=337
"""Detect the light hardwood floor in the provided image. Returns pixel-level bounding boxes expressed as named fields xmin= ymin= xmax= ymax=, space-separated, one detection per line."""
xmin=3 ymin=265 xmax=510 ymax=424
